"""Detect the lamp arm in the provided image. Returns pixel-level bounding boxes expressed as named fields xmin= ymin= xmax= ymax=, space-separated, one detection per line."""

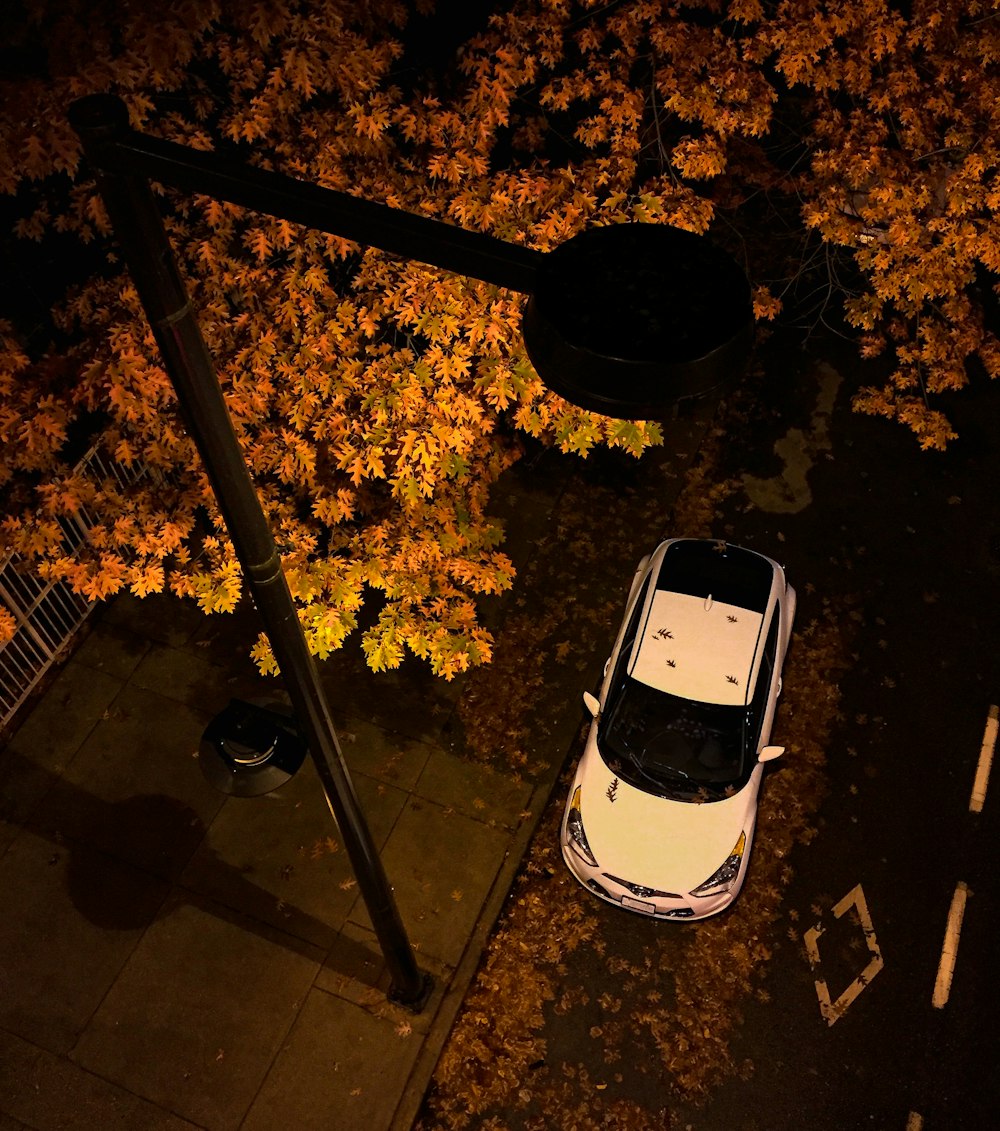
xmin=74 ymin=95 xmax=541 ymax=294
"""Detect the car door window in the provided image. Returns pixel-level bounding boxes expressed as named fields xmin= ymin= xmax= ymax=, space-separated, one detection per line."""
xmin=748 ymin=612 xmax=779 ymax=748
xmin=612 ymin=573 xmax=653 ymax=688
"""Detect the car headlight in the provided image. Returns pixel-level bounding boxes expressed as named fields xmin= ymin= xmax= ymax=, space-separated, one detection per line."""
xmin=690 ymin=832 xmax=746 ymax=897
xmin=566 ymin=786 xmax=598 ymax=867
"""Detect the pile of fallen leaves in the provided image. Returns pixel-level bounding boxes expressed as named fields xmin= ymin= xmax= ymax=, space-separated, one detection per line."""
xmin=416 ymin=375 xmax=858 ymax=1128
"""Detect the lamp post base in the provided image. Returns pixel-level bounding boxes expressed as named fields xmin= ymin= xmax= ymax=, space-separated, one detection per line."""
xmin=389 ymin=970 xmax=436 ymax=1014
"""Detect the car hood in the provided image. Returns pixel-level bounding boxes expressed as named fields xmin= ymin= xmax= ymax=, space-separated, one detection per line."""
xmin=577 ymin=746 xmax=761 ymax=893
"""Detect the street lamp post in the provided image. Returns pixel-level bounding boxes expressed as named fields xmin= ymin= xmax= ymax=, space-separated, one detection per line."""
xmin=68 ymin=92 xmax=752 ymax=1011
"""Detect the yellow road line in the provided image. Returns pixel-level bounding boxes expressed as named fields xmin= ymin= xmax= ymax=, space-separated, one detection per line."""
xmin=969 ymin=704 xmax=998 ymax=814
xmin=932 ymin=881 xmax=970 ymax=1009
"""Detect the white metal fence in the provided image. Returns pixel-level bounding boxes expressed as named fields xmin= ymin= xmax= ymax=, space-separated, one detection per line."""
xmin=0 ymin=446 xmax=157 ymax=730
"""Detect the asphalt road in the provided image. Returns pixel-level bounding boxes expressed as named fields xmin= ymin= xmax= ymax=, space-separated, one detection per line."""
xmin=668 ymin=336 xmax=1000 ymax=1130
xmin=417 ymin=331 xmax=1000 ymax=1131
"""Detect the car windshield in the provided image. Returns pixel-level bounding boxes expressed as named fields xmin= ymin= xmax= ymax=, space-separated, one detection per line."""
xmin=598 ymin=676 xmax=749 ymax=800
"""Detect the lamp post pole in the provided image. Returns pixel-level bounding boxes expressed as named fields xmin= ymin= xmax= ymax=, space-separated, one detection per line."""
xmin=69 ymin=95 xmax=449 ymax=1010
xmin=68 ymin=91 xmax=753 ymax=1009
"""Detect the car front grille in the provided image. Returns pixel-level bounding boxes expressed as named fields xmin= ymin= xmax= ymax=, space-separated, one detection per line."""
xmin=603 ymin=873 xmax=681 ymax=899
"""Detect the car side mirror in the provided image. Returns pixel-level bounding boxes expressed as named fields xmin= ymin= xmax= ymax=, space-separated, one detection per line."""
xmin=582 ymin=691 xmax=600 ymax=718
xmin=758 ymin=745 xmax=784 ymax=763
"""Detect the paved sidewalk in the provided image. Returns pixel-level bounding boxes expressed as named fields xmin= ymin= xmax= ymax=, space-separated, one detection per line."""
xmin=0 ymin=409 xmax=713 ymax=1131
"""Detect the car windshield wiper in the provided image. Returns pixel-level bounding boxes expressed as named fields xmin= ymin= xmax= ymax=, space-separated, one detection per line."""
xmin=618 ymin=746 xmax=694 ymax=793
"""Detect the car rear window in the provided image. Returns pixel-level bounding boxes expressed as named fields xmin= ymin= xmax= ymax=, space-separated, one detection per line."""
xmin=656 ymin=540 xmax=774 ymax=613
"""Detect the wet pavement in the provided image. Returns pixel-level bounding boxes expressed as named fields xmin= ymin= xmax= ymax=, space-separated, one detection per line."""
xmin=0 ymin=402 xmax=715 ymax=1131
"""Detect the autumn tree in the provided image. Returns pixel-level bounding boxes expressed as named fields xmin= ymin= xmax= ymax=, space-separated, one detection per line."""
xmin=455 ymin=0 xmax=1000 ymax=448
xmin=0 ymin=0 xmax=665 ymax=674
xmin=2 ymin=0 xmax=998 ymax=671
xmin=761 ymin=0 xmax=1000 ymax=447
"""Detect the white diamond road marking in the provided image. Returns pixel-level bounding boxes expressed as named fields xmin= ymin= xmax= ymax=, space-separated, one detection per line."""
xmin=803 ymin=883 xmax=883 ymax=1027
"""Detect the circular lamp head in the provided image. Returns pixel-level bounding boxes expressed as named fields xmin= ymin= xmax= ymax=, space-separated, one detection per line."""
xmin=522 ymin=223 xmax=753 ymax=419
xmin=199 ymin=698 xmax=307 ymax=797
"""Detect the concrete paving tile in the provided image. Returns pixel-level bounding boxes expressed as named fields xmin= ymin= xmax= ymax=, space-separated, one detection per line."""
xmin=72 ymin=895 xmax=320 ymax=1131
xmin=314 ymin=918 xmax=392 ymax=1004
xmin=100 ymin=591 xmax=206 ymax=648
xmin=315 ymin=920 xmax=451 ymax=1036
xmin=0 ymin=830 xmax=168 ymax=1054
xmin=130 ymin=642 xmax=267 ymax=715
xmin=72 ymin=621 xmax=150 ymax=682
xmin=413 ymin=746 xmax=533 ymax=830
xmin=349 ymin=797 xmax=509 ymax=967
xmin=240 ymin=987 xmax=422 ymax=1131
xmin=186 ymin=596 xmax=261 ymax=655
xmin=319 ymin=648 xmax=463 ymax=746
xmin=0 ymin=747 xmax=56 ymax=853
xmin=34 ymin=683 xmax=223 ymax=879
xmin=336 ymin=716 xmax=435 ymax=790
xmin=5 ymin=660 xmax=122 ymax=765
xmin=0 ymin=1030 xmax=200 ymax=1131
xmin=180 ymin=760 xmax=407 ymax=947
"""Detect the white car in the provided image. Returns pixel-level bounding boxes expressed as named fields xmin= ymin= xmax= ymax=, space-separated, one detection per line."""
xmin=560 ymin=538 xmax=796 ymax=920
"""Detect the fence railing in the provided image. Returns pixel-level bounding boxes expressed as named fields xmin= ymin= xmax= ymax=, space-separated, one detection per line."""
xmin=0 ymin=446 xmax=157 ymax=730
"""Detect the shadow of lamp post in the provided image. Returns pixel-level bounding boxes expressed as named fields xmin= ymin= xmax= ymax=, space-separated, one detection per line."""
xmin=68 ymin=93 xmax=752 ymax=1011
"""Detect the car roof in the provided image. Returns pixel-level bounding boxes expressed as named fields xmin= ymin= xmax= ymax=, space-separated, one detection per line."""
xmin=629 ymin=591 xmax=764 ymax=705
xmin=627 ymin=540 xmax=777 ymax=706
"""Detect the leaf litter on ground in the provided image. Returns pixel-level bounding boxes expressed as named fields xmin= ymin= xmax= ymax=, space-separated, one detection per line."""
xmin=417 ymin=372 xmax=858 ymax=1128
